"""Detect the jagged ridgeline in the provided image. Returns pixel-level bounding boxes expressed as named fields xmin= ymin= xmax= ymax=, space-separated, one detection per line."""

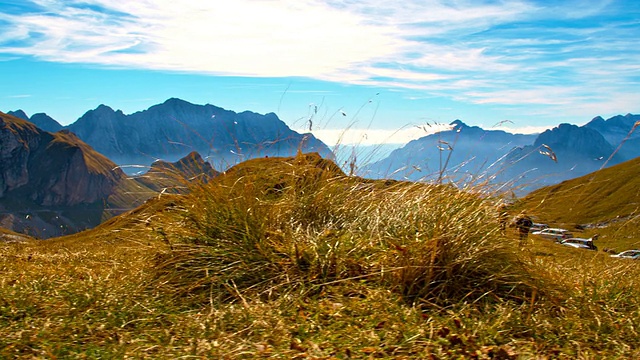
xmin=64 ymin=98 xmax=332 ymax=171
xmin=0 ymin=98 xmax=333 ymax=239
xmin=363 ymin=115 xmax=640 ymax=194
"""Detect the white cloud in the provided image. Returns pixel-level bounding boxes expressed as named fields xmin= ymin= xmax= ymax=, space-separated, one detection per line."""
xmin=0 ymin=0 xmax=531 ymax=79
xmin=1 ymin=0 xmax=405 ymax=77
xmin=0 ymin=0 xmax=638 ymax=115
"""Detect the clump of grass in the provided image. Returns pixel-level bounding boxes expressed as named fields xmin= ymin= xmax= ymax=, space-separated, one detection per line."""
xmin=152 ymin=152 xmax=541 ymax=308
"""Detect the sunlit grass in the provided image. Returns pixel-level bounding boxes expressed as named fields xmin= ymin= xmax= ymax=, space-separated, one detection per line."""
xmin=2 ymin=152 xmax=640 ymax=358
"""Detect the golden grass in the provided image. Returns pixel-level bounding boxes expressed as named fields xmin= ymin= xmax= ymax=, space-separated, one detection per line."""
xmin=520 ymin=156 xmax=640 ymax=226
xmin=2 ymin=153 xmax=640 ymax=358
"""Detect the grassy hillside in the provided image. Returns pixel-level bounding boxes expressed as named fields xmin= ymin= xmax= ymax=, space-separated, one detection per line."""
xmin=521 ymin=156 xmax=640 ymax=225
xmin=517 ymin=156 xmax=640 ymax=252
xmin=2 ymin=153 xmax=640 ymax=358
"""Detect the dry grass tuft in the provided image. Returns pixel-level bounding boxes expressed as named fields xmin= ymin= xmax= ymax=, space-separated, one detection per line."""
xmin=152 ymin=153 xmax=541 ymax=308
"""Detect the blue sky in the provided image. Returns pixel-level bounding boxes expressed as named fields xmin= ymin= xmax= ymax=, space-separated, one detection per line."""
xmin=1 ymin=0 xmax=639 ymax=146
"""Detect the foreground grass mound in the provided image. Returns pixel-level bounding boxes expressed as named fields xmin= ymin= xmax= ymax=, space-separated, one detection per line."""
xmin=2 ymin=153 xmax=640 ymax=358
xmin=154 ymin=153 xmax=538 ymax=307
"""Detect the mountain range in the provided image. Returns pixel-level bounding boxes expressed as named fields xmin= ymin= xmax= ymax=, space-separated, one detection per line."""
xmin=4 ymin=97 xmax=639 ymax=237
xmin=12 ymin=98 xmax=331 ymax=172
xmin=0 ymin=111 xmax=231 ymax=238
xmin=0 ymin=111 xmax=132 ymax=238
xmin=363 ymin=114 xmax=640 ymax=193
xmin=0 ymin=99 xmax=339 ymax=238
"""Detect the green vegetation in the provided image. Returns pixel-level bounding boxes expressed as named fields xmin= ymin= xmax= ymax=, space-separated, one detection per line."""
xmin=2 ymin=153 xmax=640 ymax=358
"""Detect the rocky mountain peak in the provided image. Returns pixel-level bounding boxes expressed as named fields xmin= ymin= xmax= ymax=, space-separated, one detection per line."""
xmin=149 ymin=151 xmax=219 ymax=180
xmin=449 ymin=119 xmax=467 ymax=129
xmin=7 ymin=110 xmax=29 ymax=120
xmin=30 ymin=113 xmax=63 ymax=133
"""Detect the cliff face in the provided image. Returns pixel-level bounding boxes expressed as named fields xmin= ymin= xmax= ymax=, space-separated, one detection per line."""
xmin=0 ymin=115 xmax=44 ymax=197
xmin=0 ymin=112 xmax=124 ymax=207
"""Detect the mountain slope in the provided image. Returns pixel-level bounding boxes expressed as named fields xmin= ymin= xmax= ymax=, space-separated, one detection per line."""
xmin=0 ymin=111 xmax=157 ymax=238
xmin=5 ymin=152 xmax=638 ymax=358
xmin=519 ymin=155 xmax=640 ymax=225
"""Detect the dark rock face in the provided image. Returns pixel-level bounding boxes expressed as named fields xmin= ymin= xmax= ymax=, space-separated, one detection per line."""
xmin=0 ymin=112 xmax=124 ymax=207
xmin=66 ymin=98 xmax=333 ymax=169
xmin=7 ymin=110 xmax=64 ymax=133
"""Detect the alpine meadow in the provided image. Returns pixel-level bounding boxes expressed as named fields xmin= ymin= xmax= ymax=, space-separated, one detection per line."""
xmin=2 ymin=1 xmax=640 ymax=359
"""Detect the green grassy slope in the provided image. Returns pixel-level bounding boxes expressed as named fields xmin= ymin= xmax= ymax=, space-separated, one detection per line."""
xmin=521 ymin=156 xmax=640 ymax=225
xmin=518 ymin=156 xmax=640 ymax=252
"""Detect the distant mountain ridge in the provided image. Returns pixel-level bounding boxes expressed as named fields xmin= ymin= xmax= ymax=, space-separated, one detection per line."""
xmin=584 ymin=113 xmax=640 ymax=160
xmin=362 ymin=120 xmax=536 ymax=184
xmin=498 ymin=123 xmax=625 ymax=192
xmin=62 ymin=98 xmax=331 ymax=169
xmin=364 ymin=114 xmax=639 ymax=193
xmin=8 ymin=109 xmax=63 ymax=133
xmin=7 ymin=101 xmax=638 ymax=194
xmin=9 ymin=98 xmax=332 ymax=172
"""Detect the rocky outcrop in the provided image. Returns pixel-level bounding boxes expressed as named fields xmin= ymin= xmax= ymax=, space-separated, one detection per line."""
xmin=134 ymin=151 xmax=221 ymax=193
xmin=148 ymin=151 xmax=220 ymax=180
xmin=0 ymin=112 xmax=125 ymax=207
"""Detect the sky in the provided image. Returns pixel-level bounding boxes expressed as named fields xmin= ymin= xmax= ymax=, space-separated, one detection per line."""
xmin=0 ymin=0 xmax=639 ymax=147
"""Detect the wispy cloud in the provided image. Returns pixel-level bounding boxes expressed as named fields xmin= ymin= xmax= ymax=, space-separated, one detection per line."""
xmin=0 ymin=0 xmax=638 ymax=117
